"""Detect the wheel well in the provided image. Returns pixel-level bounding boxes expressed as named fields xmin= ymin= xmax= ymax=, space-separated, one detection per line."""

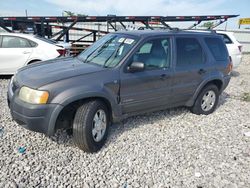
xmin=55 ymin=97 xmax=112 ymax=131
xmin=27 ymin=59 xmax=41 ymax=64
xmin=186 ymin=79 xmax=224 ymax=107
xmin=205 ymin=79 xmax=223 ymax=92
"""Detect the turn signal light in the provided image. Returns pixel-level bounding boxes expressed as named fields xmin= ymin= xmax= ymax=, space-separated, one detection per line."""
xmin=226 ymin=56 xmax=233 ymax=74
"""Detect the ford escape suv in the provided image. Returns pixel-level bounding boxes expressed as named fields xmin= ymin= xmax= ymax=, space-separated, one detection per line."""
xmin=8 ymin=30 xmax=232 ymax=152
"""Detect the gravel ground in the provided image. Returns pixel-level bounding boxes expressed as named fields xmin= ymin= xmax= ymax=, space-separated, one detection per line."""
xmin=0 ymin=55 xmax=250 ymax=188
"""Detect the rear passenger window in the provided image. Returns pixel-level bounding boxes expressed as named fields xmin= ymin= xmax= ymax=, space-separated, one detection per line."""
xmin=205 ymin=37 xmax=228 ymax=61
xmin=2 ymin=36 xmax=31 ymax=48
xmin=218 ymin=34 xmax=232 ymax=44
xmin=176 ymin=38 xmax=204 ymax=67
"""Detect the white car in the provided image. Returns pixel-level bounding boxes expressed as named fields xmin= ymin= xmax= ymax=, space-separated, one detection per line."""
xmin=216 ymin=31 xmax=243 ymax=69
xmin=0 ymin=33 xmax=66 ymax=75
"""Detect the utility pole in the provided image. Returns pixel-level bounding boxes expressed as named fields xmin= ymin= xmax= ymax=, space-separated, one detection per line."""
xmin=25 ymin=10 xmax=28 ymax=17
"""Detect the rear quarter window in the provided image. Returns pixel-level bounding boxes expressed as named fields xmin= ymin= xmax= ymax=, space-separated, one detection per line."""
xmin=205 ymin=37 xmax=228 ymax=61
xmin=218 ymin=34 xmax=233 ymax=44
xmin=28 ymin=40 xmax=38 ymax=47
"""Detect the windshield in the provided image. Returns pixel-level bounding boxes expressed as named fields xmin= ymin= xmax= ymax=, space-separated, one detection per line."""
xmin=78 ymin=34 xmax=138 ymax=68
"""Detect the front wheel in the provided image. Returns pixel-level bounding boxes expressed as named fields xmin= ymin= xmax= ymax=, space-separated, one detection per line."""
xmin=191 ymin=84 xmax=219 ymax=115
xmin=73 ymin=100 xmax=110 ymax=152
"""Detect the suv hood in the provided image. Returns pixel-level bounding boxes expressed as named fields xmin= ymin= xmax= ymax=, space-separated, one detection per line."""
xmin=16 ymin=57 xmax=105 ymax=88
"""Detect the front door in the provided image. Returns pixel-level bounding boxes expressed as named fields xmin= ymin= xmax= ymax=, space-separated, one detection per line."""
xmin=120 ymin=37 xmax=174 ymax=114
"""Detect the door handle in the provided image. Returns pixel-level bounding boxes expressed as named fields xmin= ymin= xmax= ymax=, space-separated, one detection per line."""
xmin=160 ymin=74 xmax=170 ymax=80
xmin=23 ymin=51 xmax=31 ymax=54
xmin=198 ymin=69 xmax=206 ymax=74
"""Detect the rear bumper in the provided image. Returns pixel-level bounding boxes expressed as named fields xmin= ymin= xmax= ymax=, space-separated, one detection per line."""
xmin=7 ymin=82 xmax=63 ymax=136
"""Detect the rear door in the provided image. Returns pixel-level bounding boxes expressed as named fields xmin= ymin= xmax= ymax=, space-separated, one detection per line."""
xmin=171 ymin=36 xmax=209 ymax=105
xmin=120 ymin=36 xmax=174 ymax=114
xmin=0 ymin=35 xmax=33 ymax=74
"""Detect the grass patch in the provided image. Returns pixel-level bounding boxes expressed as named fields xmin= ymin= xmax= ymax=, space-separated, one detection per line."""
xmin=242 ymin=92 xmax=250 ymax=102
xmin=240 ymin=80 xmax=245 ymax=86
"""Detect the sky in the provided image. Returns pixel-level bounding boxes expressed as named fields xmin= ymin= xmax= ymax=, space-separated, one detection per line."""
xmin=0 ymin=0 xmax=249 ymax=29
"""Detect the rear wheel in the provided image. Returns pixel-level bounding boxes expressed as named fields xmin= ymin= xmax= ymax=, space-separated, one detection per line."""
xmin=191 ymin=84 xmax=219 ymax=115
xmin=73 ymin=100 xmax=110 ymax=152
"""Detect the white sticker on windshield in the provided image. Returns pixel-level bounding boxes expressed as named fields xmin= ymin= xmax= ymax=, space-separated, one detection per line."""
xmin=118 ymin=38 xmax=125 ymax=43
xmin=124 ymin=38 xmax=135 ymax=44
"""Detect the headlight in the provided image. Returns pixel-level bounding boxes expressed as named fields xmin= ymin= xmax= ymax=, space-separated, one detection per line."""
xmin=19 ymin=86 xmax=49 ymax=104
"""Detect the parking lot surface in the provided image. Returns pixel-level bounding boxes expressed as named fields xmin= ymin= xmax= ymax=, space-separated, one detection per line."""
xmin=0 ymin=55 xmax=250 ymax=187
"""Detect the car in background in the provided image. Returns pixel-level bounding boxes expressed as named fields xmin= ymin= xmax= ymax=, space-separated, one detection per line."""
xmin=216 ymin=31 xmax=242 ymax=69
xmin=0 ymin=33 xmax=67 ymax=75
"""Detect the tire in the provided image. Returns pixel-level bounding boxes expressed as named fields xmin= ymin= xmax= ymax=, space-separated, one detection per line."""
xmin=190 ymin=84 xmax=219 ymax=115
xmin=73 ymin=100 xmax=110 ymax=152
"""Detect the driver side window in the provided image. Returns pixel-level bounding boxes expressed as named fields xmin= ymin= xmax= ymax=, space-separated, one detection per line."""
xmin=131 ymin=38 xmax=170 ymax=70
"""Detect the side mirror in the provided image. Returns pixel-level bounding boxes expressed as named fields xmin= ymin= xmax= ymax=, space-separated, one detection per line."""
xmin=127 ymin=62 xmax=145 ymax=73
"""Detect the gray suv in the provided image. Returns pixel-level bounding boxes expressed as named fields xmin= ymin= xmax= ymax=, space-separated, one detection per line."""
xmin=8 ymin=30 xmax=232 ymax=152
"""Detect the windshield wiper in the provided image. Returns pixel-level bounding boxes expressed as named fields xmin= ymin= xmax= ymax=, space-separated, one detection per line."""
xmin=103 ymin=40 xmax=125 ymax=68
xmin=83 ymin=37 xmax=115 ymax=64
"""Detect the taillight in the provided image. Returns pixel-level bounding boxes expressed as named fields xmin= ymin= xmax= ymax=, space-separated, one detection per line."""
xmin=238 ymin=45 xmax=242 ymax=53
xmin=57 ymin=49 xmax=66 ymax=56
xmin=226 ymin=56 xmax=233 ymax=74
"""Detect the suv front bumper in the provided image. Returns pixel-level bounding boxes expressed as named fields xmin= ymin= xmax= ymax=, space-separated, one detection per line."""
xmin=7 ymin=81 xmax=63 ymax=136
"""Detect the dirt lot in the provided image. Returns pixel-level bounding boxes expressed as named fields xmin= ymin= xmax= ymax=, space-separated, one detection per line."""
xmin=0 ymin=55 xmax=250 ymax=187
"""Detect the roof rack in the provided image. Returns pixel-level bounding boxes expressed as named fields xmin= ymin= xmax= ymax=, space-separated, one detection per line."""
xmin=0 ymin=14 xmax=238 ymax=44
xmin=183 ymin=28 xmax=217 ymax=33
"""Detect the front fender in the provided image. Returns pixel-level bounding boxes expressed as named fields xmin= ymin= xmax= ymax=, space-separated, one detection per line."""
xmin=50 ymin=85 xmax=122 ymax=120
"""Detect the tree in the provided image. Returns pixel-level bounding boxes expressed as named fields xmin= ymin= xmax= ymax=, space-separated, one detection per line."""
xmin=199 ymin=22 xmax=215 ymax=29
xmin=77 ymin=13 xmax=88 ymax=17
xmin=63 ymin=11 xmax=87 ymax=17
xmin=63 ymin=11 xmax=75 ymax=16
